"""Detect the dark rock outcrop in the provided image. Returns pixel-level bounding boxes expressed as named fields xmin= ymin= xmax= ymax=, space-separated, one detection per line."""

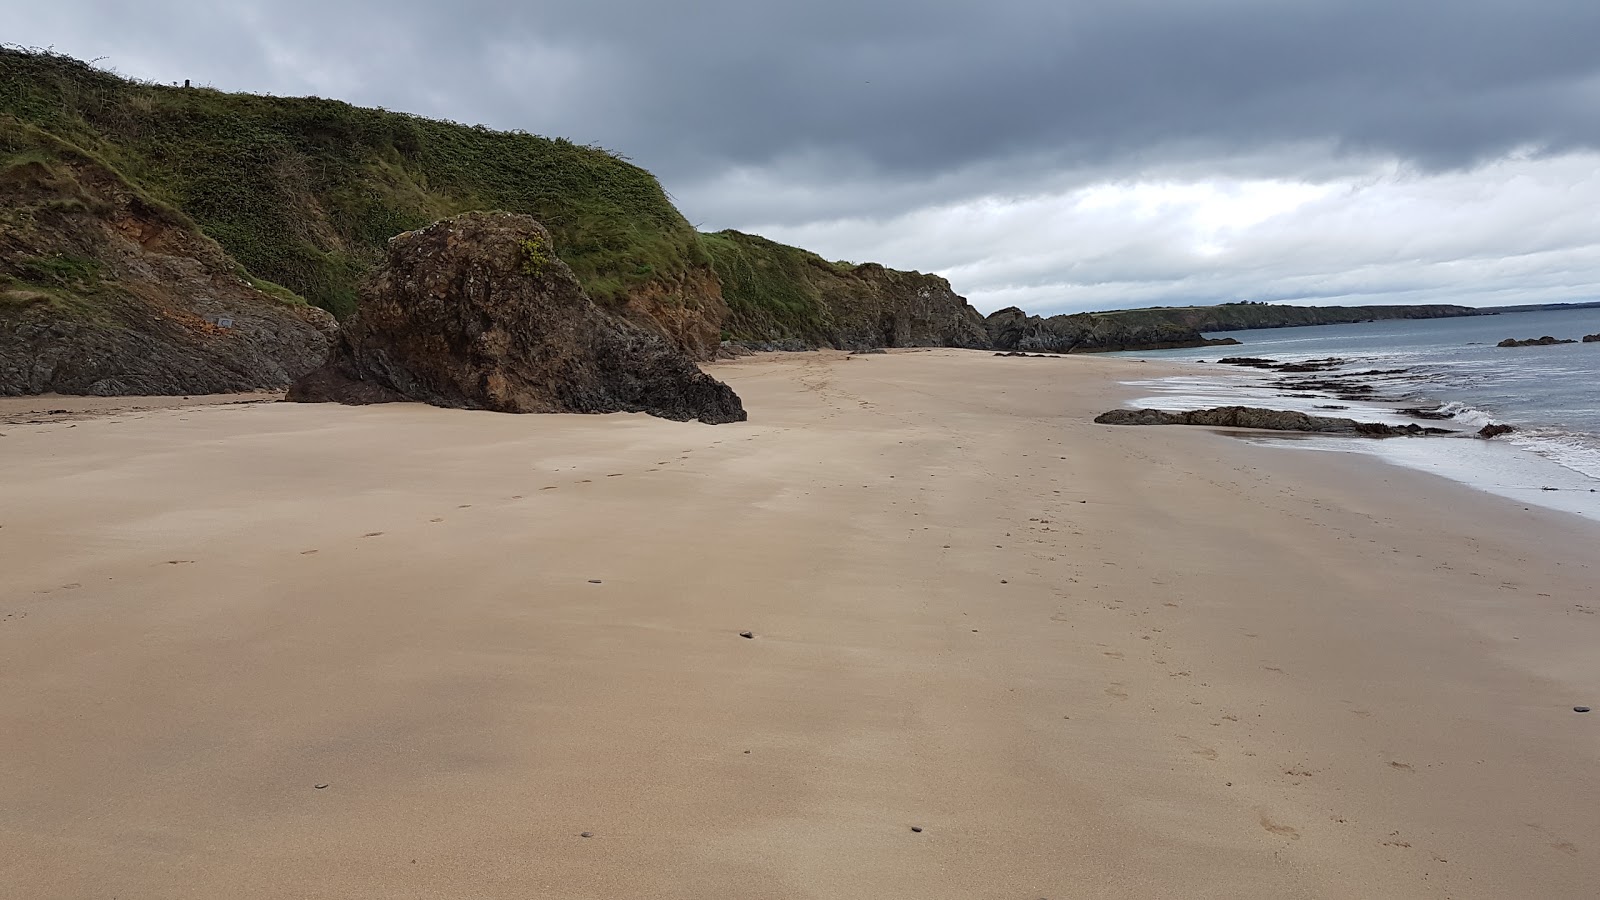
xmin=288 ymin=213 xmax=746 ymax=424
xmin=1478 ymin=423 xmax=1516 ymax=438
xmin=0 ymin=130 xmax=333 ymax=396
xmin=1584 ymin=333 xmax=1599 ymax=342
xmin=825 ymin=264 xmax=992 ymax=350
xmin=985 ymin=307 xmax=1241 ymax=353
xmin=1216 ymin=356 xmax=1345 ymax=373
xmin=1497 ymin=336 xmax=1575 ymax=347
xmin=1094 ymin=406 xmax=1455 ymax=436
xmin=705 ymin=230 xmax=991 ymax=352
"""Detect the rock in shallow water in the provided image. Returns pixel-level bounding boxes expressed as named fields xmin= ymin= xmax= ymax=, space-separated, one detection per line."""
xmin=288 ymin=212 xmax=746 ymax=424
xmin=1094 ymin=406 xmax=1455 ymax=436
xmin=1496 ymin=336 xmax=1576 ymax=347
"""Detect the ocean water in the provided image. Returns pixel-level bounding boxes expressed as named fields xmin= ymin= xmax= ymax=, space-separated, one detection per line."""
xmin=1114 ymin=307 xmax=1600 ymax=520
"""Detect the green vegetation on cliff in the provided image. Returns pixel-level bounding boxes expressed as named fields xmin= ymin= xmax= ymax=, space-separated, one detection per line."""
xmin=701 ymin=230 xmax=839 ymax=341
xmin=1091 ymin=302 xmax=1480 ymax=333
xmin=0 ymin=48 xmax=706 ymax=318
xmin=704 ymin=230 xmax=988 ymax=349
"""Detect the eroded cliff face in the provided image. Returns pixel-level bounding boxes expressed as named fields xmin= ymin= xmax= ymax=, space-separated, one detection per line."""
xmin=288 ymin=213 xmax=746 ymax=424
xmin=704 ymin=230 xmax=990 ymax=352
xmin=0 ymin=131 xmax=333 ymax=396
xmin=616 ymin=265 xmax=730 ymax=361
xmin=820 ymin=264 xmax=991 ymax=350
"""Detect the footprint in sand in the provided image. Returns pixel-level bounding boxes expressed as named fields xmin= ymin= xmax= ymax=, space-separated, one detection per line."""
xmin=363 ymin=532 xmax=384 ymax=538
xmin=1389 ymin=761 xmax=1414 ymax=772
xmin=300 ymin=550 xmax=319 ymax=555
xmin=458 ymin=504 xmax=472 ymax=508
xmin=430 ymin=518 xmax=444 ymax=524
xmin=1102 ymin=650 xmax=1124 ymax=659
xmin=1105 ymin=683 xmax=1129 ymax=700
xmin=1259 ymin=814 xmax=1301 ymax=840
xmin=541 ymin=486 xmax=558 ymax=491
xmin=1178 ymin=735 xmax=1219 ymax=760
xmin=164 ymin=560 xmax=194 ymax=565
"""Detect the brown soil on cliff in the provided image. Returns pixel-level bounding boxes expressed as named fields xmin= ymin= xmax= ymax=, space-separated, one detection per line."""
xmin=0 ymin=126 xmax=332 ymax=396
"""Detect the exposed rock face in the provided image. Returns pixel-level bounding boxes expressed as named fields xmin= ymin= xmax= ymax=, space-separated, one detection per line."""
xmin=985 ymin=307 xmax=1241 ymax=353
xmin=1478 ymin=423 xmax=1517 ymax=438
xmin=0 ymin=135 xmax=333 ymax=396
xmin=1094 ymin=406 xmax=1454 ymax=436
xmin=616 ymin=265 xmax=730 ymax=361
xmin=1497 ymin=336 xmax=1575 ymax=347
xmin=823 ymin=264 xmax=991 ymax=350
xmin=1583 ymin=333 xmax=1599 ymax=343
xmin=704 ymin=230 xmax=991 ymax=352
xmin=288 ymin=213 xmax=746 ymax=424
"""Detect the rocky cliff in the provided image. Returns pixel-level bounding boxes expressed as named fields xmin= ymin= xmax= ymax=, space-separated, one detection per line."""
xmin=0 ymin=123 xmax=332 ymax=395
xmin=703 ymin=230 xmax=989 ymax=350
xmin=1 ymin=48 xmax=996 ymax=376
xmin=984 ymin=307 xmax=1240 ymax=353
xmin=288 ymin=213 xmax=746 ymax=424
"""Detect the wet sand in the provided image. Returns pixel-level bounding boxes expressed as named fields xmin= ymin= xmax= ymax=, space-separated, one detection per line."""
xmin=1 ymin=349 xmax=1596 ymax=899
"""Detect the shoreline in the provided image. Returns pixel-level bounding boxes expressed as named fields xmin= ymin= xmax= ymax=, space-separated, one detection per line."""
xmin=1113 ymin=353 xmax=1600 ymax=523
xmin=3 ymin=349 xmax=1598 ymax=898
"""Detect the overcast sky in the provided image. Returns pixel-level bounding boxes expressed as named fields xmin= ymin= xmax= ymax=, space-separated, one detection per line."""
xmin=11 ymin=1 xmax=1600 ymax=314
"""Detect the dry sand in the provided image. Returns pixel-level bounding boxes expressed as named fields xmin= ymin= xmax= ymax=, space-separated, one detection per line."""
xmin=1 ymin=349 xmax=1596 ymax=899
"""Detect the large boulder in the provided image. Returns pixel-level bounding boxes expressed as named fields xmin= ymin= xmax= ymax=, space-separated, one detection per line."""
xmin=288 ymin=213 xmax=746 ymax=424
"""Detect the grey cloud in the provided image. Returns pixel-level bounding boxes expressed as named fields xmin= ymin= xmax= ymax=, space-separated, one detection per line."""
xmin=15 ymin=1 xmax=1600 ymax=183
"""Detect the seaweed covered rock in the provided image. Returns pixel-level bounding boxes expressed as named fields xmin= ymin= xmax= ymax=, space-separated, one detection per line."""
xmin=1497 ymin=336 xmax=1575 ymax=347
xmin=288 ymin=213 xmax=746 ymax=424
xmin=1094 ymin=406 xmax=1454 ymax=436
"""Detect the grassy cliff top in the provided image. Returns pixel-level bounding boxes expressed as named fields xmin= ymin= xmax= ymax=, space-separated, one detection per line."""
xmin=0 ymin=48 xmax=705 ymax=317
xmin=1088 ymin=301 xmax=1480 ymax=332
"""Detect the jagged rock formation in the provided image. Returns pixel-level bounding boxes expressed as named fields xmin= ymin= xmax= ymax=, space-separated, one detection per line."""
xmin=288 ymin=213 xmax=746 ymax=424
xmin=1497 ymin=336 xmax=1576 ymax=347
xmin=0 ymin=126 xmax=333 ymax=396
xmin=1581 ymin=333 xmax=1598 ymax=342
xmin=984 ymin=307 xmax=1241 ymax=353
xmin=704 ymin=230 xmax=990 ymax=351
xmin=1094 ymin=406 xmax=1454 ymax=436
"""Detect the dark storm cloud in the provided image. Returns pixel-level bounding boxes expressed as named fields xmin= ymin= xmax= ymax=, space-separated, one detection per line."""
xmin=12 ymin=1 xmax=1600 ymax=313
xmin=15 ymin=1 xmax=1600 ymax=184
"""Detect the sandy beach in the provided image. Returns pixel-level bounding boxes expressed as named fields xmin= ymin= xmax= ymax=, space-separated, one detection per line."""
xmin=2 ymin=348 xmax=1596 ymax=899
